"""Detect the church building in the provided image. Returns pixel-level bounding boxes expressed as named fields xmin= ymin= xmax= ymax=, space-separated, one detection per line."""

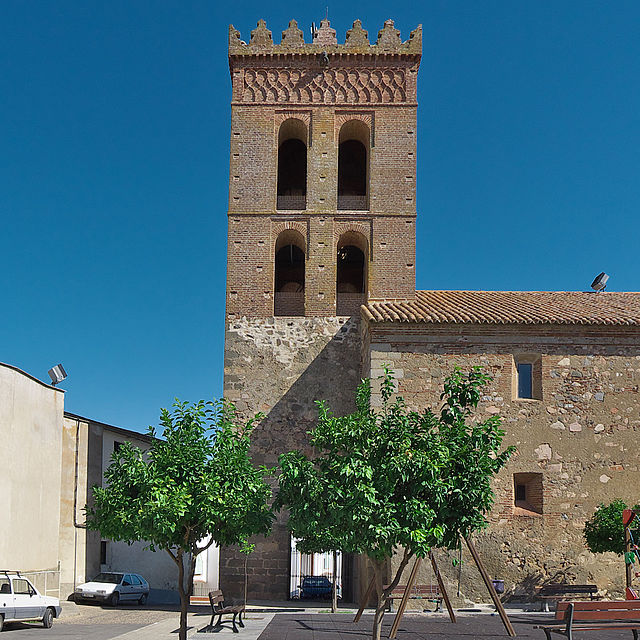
xmin=221 ymin=17 xmax=640 ymax=604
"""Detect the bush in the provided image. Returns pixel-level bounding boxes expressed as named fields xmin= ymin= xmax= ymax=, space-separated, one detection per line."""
xmin=584 ymin=499 xmax=639 ymax=555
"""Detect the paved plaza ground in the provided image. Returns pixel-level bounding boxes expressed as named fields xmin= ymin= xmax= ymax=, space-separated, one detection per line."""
xmin=2 ymin=603 xmax=638 ymax=639
xmin=256 ymin=611 xmax=630 ymax=640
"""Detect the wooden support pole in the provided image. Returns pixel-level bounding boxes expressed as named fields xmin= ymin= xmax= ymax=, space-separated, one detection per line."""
xmin=464 ymin=536 xmax=516 ymax=637
xmin=331 ymin=550 xmax=338 ymax=613
xmin=389 ymin=557 xmax=421 ymax=640
xmin=625 ymin=519 xmax=633 ymax=593
xmin=353 ymin=574 xmax=375 ymax=623
xmin=429 ymin=550 xmax=456 ymax=623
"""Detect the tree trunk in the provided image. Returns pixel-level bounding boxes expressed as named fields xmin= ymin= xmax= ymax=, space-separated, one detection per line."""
xmin=371 ymin=597 xmax=387 ymax=640
xmin=243 ymin=552 xmax=249 ymax=608
xmin=370 ymin=558 xmax=386 ymax=640
xmin=170 ymin=549 xmax=197 ymax=640
xmin=368 ymin=550 xmax=413 ymax=640
xmin=175 ymin=550 xmax=188 ymax=640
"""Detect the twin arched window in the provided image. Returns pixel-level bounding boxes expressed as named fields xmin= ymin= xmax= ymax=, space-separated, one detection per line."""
xmin=276 ymin=118 xmax=370 ymax=211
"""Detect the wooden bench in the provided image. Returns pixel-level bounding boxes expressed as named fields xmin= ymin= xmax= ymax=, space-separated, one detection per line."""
xmin=207 ymin=590 xmax=245 ymax=633
xmin=535 ymin=584 xmax=599 ymax=612
xmin=385 ymin=584 xmax=442 ymax=612
xmin=534 ymin=600 xmax=640 ymax=639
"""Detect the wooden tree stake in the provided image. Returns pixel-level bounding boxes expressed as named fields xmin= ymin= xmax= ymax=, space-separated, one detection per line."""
xmin=389 ymin=557 xmax=421 ymax=639
xmin=429 ymin=550 xmax=456 ymax=623
xmin=353 ymin=574 xmax=375 ymax=623
xmin=464 ymin=536 xmax=516 ymax=637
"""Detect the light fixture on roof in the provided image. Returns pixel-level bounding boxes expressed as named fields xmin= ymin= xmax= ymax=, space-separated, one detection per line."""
xmin=590 ymin=272 xmax=609 ymax=292
xmin=48 ymin=363 xmax=67 ymax=386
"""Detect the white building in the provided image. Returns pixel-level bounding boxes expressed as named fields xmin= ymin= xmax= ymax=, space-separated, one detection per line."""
xmin=1 ymin=361 xmax=218 ymax=601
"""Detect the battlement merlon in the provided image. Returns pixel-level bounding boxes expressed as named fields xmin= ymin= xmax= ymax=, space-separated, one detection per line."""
xmin=229 ymin=18 xmax=422 ymax=59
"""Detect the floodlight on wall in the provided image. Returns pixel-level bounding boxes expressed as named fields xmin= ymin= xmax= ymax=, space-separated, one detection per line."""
xmin=48 ymin=363 xmax=67 ymax=386
xmin=590 ymin=272 xmax=609 ymax=292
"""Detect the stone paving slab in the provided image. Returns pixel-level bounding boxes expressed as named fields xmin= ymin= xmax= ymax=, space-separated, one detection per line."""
xmin=109 ymin=611 xmax=275 ymax=640
xmin=255 ymin=612 xmax=638 ymax=640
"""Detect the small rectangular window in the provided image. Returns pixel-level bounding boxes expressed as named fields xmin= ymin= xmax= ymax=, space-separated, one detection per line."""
xmin=513 ymin=355 xmax=542 ymax=400
xmin=100 ymin=541 xmax=108 ymax=564
xmin=114 ymin=441 xmax=122 ymax=453
xmin=513 ymin=472 xmax=543 ymax=515
xmin=517 ymin=363 xmax=533 ymax=399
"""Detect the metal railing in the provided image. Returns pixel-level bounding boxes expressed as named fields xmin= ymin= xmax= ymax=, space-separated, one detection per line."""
xmin=337 ymin=195 xmax=368 ymax=210
xmin=17 ymin=568 xmax=60 ymax=598
xmin=277 ymin=195 xmax=306 ymax=210
xmin=274 ymin=292 xmax=305 ymax=316
xmin=336 ymin=293 xmax=366 ymax=316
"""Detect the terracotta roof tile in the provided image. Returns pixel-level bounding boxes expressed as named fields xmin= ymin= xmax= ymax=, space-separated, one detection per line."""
xmin=362 ymin=291 xmax=640 ymax=326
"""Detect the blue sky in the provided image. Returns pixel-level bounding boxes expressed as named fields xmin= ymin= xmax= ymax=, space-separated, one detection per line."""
xmin=2 ymin=1 xmax=639 ymax=432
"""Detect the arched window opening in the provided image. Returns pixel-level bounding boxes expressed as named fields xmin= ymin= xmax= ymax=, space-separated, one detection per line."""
xmin=277 ymin=119 xmax=307 ymax=210
xmin=338 ymin=120 xmax=369 ymax=211
xmin=274 ymin=231 xmax=305 ymax=316
xmin=336 ymin=232 xmax=367 ymax=315
xmin=337 ymin=246 xmax=365 ymax=294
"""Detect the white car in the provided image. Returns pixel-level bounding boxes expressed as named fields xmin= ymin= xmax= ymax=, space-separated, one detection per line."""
xmin=74 ymin=572 xmax=149 ymax=606
xmin=0 ymin=571 xmax=61 ymax=631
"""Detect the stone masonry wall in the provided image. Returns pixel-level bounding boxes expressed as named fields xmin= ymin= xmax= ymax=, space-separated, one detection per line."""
xmin=220 ymin=316 xmax=362 ymax=601
xmin=367 ymin=323 xmax=640 ymax=604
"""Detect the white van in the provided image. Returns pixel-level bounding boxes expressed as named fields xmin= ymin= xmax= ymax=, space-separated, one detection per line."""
xmin=0 ymin=571 xmax=61 ymax=631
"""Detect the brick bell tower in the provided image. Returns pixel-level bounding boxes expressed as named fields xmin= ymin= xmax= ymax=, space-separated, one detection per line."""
xmin=221 ymin=17 xmax=421 ymax=602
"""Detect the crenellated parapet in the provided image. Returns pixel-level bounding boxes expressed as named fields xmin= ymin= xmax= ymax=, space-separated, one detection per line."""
xmin=228 ymin=18 xmax=422 ymax=105
xmin=229 ymin=18 xmax=421 ymax=56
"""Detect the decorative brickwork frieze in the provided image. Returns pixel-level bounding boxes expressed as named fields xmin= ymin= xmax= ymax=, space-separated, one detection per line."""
xmin=241 ymin=67 xmax=407 ymax=105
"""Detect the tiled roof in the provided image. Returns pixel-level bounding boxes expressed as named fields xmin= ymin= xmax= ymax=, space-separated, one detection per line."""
xmin=362 ymin=291 xmax=640 ymax=326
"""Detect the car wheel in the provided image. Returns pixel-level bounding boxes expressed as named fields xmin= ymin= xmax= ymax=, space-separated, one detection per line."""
xmin=42 ymin=607 xmax=54 ymax=629
xmin=138 ymin=593 xmax=147 ymax=605
xmin=110 ymin=592 xmax=119 ymax=607
xmin=0 ymin=614 xmax=4 ymax=632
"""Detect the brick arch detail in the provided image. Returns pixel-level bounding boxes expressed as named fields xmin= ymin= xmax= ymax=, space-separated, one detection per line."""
xmin=335 ymin=112 xmax=374 ymax=146
xmin=275 ymin=112 xmax=311 ymax=145
xmin=334 ymin=221 xmax=372 ymax=261
xmin=275 ymin=111 xmax=311 ymax=128
xmin=272 ymin=220 xmax=308 ymax=255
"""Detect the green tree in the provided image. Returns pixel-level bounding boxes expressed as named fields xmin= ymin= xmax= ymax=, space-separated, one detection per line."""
xmin=276 ymin=367 xmax=513 ymax=640
xmin=86 ymin=400 xmax=273 ymax=640
xmin=584 ymin=500 xmax=639 ymax=555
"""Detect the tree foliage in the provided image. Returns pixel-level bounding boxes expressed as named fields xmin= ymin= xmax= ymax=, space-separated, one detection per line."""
xmin=584 ymin=499 xmax=640 ymax=556
xmin=86 ymin=400 xmax=273 ymax=640
xmin=276 ymin=367 xmax=513 ymax=640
